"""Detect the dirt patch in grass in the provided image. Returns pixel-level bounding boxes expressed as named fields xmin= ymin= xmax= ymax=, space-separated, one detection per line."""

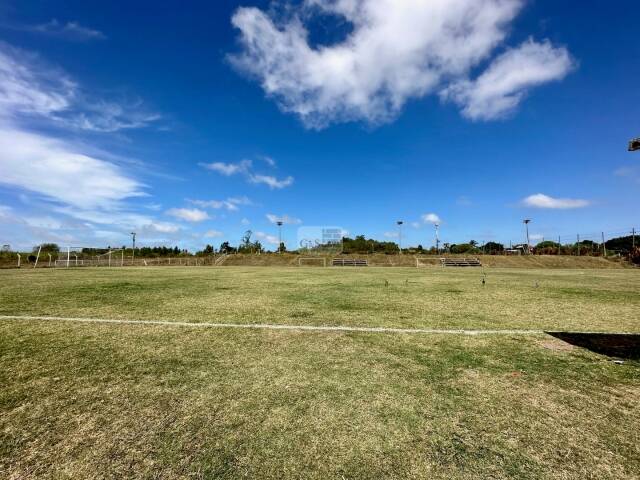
xmin=540 ymin=338 xmax=576 ymax=352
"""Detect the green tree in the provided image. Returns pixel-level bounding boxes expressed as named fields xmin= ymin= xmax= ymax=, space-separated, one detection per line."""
xmin=484 ymin=241 xmax=504 ymax=254
xmin=34 ymin=243 xmax=59 ymax=253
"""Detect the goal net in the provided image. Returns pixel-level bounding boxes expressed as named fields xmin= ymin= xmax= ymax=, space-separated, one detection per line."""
xmin=415 ymin=257 xmax=434 ymax=268
xmin=298 ymin=257 xmax=327 ymax=267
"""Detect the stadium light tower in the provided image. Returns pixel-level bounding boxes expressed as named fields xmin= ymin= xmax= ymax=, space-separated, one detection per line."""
xmin=434 ymin=223 xmax=440 ymax=253
xmin=397 ymin=220 xmax=404 ymax=254
xmin=629 ymin=137 xmax=640 ymax=151
xmin=523 ymin=219 xmax=531 ymax=254
xmin=276 ymin=221 xmax=283 ymax=254
xmin=130 ymin=232 xmax=136 ymax=262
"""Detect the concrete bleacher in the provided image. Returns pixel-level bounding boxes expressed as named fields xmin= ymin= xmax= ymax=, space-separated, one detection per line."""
xmin=440 ymin=257 xmax=482 ymax=267
xmin=332 ymin=258 xmax=368 ymax=267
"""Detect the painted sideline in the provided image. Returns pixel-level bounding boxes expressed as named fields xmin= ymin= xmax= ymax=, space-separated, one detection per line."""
xmin=0 ymin=314 xmax=546 ymax=335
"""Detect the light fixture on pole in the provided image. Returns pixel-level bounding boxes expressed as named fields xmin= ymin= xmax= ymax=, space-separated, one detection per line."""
xmin=130 ymin=232 xmax=136 ymax=263
xmin=523 ymin=219 xmax=531 ymax=254
xmin=628 ymin=138 xmax=640 ymax=152
xmin=276 ymin=221 xmax=283 ymax=253
xmin=397 ymin=220 xmax=404 ymax=254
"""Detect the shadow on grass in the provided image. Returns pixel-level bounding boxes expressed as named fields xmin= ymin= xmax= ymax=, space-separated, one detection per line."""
xmin=546 ymin=332 xmax=640 ymax=359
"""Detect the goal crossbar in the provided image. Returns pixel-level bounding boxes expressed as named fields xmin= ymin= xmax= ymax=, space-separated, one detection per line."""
xmin=298 ymin=257 xmax=327 ymax=267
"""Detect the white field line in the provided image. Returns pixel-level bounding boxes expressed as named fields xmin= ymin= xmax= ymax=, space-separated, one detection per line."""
xmin=0 ymin=314 xmax=548 ymax=335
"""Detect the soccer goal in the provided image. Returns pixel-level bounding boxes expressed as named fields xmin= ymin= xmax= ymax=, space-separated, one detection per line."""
xmin=415 ymin=257 xmax=433 ymax=268
xmin=95 ymin=249 xmax=125 ymax=267
xmin=54 ymin=247 xmax=87 ymax=267
xmin=298 ymin=257 xmax=327 ymax=267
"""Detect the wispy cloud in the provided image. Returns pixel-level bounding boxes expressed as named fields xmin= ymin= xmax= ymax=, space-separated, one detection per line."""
xmin=442 ymin=39 xmax=574 ymax=120
xmin=456 ymin=196 xmax=473 ymax=206
xmin=200 ymin=158 xmax=294 ymax=189
xmin=8 ymin=19 xmax=106 ymax=41
xmin=614 ymin=166 xmax=640 ymax=184
xmin=522 ymin=193 xmax=590 ymax=209
xmin=166 ymin=208 xmax=210 ymax=222
xmin=230 ymin=1 xmax=573 ymax=128
xmin=0 ymin=42 xmax=160 ymax=131
xmin=255 ymin=231 xmax=279 ymax=245
xmin=0 ymin=126 xmax=145 ymax=210
xmin=200 ymin=159 xmax=252 ymax=176
xmin=266 ymin=213 xmax=301 ymax=225
xmin=204 ymin=229 xmax=224 ymax=238
xmin=249 ymin=174 xmax=294 ymax=189
xmin=189 ymin=196 xmax=252 ymax=211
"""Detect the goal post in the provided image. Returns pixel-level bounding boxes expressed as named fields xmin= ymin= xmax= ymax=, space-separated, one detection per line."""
xmin=415 ymin=257 xmax=434 ymax=268
xmin=298 ymin=257 xmax=327 ymax=267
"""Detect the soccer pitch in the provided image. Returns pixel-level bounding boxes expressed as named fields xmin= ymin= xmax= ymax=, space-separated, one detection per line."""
xmin=1 ymin=267 xmax=639 ymax=479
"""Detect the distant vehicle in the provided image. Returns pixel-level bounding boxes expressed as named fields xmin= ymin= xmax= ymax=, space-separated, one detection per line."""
xmin=629 ymin=138 xmax=640 ymax=151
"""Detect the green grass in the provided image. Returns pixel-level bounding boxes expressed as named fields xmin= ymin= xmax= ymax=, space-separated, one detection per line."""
xmin=1 ymin=266 xmax=639 ymax=331
xmin=1 ymin=266 xmax=639 ymax=479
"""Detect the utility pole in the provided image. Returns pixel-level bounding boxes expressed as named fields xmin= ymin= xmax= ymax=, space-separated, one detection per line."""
xmin=633 ymin=228 xmax=636 ymax=250
xmin=558 ymin=236 xmax=562 ymax=256
xmin=602 ymin=232 xmax=607 ymax=257
xmin=130 ymin=232 xmax=136 ymax=264
xmin=523 ymin=219 xmax=531 ymax=254
xmin=277 ymin=221 xmax=283 ymax=253
xmin=397 ymin=220 xmax=404 ymax=254
xmin=577 ymin=234 xmax=580 ymax=256
xmin=434 ymin=223 xmax=440 ymax=254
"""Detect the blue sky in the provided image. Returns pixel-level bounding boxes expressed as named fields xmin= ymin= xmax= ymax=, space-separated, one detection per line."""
xmin=0 ymin=0 xmax=638 ymax=251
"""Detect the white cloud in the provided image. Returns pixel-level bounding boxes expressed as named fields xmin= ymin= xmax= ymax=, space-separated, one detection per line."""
xmin=0 ymin=43 xmax=159 ymax=131
xmin=384 ymin=231 xmax=398 ymax=238
xmin=255 ymin=231 xmax=279 ymax=245
xmin=0 ymin=127 xmax=145 ymax=210
xmin=411 ymin=222 xmax=421 ymax=229
xmin=200 ymin=160 xmax=252 ymax=176
xmin=230 ymin=0 xmax=572 ymax=127
xmin=421 ymin=213 xmax=441 ymax=224
xmin=27 ymin=19 xmax=106 ymax=41
xmin=266 ymin=213 xmax=301 ymax=225
xmin=260 ymin=155 xmax=276 ymax=167
xmin=201 ymin=158 xmax=294 ymax=189
xmin=0 ymin=44 xmax=74 ymax=118
xmin=190 ymin=196 xmax=252 ymax=211
xmin=522 ymin=193 xmax=589 ymax=209
xmin=241 ymin=217 xmax=251 ymax=226
xmin=147 ymin=222 xmax=180 ymax=233
xmin=166 ymin=208 xmax=210 ymax=222
xmin=249 ymin=174 xmax=294 ymax=189
xmin=614 ymin=166 xmax=640 ymax=184
xmin=204 ymin=229 xmax=224 ymax=238
xmin=442 ymin=39 xmax=573 ymax=120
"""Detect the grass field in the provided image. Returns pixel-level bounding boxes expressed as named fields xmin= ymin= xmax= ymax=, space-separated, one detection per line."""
xmin=1 ymin=266 xmax=639 ymax=479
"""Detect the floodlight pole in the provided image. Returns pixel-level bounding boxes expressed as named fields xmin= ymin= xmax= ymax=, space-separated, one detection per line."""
xmin=130 ymin=232 xmax=136 ymax=264
xmin=277 ymin=221 xmax=283 ymax=253
xmin=523 ymin=219 xmax=531 ymax=254
xmin=434 ymin=223 xmax=440 ymax=254
xmin=397 ymin=220 xmax=403 ymax=254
